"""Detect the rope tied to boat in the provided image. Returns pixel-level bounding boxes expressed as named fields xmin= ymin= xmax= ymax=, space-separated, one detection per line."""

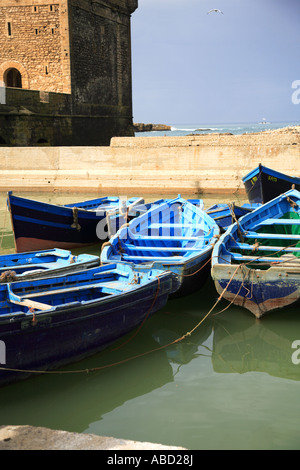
xmin=251 ymin=239 xmax=260 ymax=252
xmin=228 ymin=202 xmax=236 ymax=225
xmin=228 ymin=202 xmax=245 ymax=242
xmin=0 ymin=271 xmax=17 ymax=283
xmin=71 ymin=207 xmax=81 ymax=231
xmin=28 ymin=309 xmax=37 ymax=325
xmin=100 ymin=241 xmax=122 ymax=264
xmin=287 ymin=196 xmax=298 ymax=209
xmin=120 ymin=206 xmax=129 ymax=221
xmin=117 ymin=236 xmax=125 ymax=254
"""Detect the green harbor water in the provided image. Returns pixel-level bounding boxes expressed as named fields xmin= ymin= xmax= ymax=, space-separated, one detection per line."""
xmin=1 ymin=191 xmax=300 ymax=450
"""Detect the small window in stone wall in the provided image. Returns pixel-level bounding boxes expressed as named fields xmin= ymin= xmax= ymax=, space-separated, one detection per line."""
xmin=33 ymin=6 xmax=39 ymax=13
xmin=7 ymin=21 xmax=12 ymax=37
xmin=37 ymin=138 xmax=48 ymax=145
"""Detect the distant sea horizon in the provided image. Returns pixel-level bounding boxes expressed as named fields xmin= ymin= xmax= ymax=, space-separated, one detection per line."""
xmin=134 ymin=120 xmax=300 ymax=137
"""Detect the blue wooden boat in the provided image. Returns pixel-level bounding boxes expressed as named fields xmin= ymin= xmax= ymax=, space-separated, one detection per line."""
xmin=242 ymin=163 xmax=300 ymax=204
xmin=211 ymin=189 xmax=300 ymax=318
xmin=0 ymin=263 xmax=178 ymax=386
xmin=0 ymin=248 xmax=99 ymax=282
xmin=101 ymin=196 xmax=219 ymax=297
xmin=206 ymin=202 xmax=256 ymax=232
xmin=7 ymin=192 xmax=143 ymax=253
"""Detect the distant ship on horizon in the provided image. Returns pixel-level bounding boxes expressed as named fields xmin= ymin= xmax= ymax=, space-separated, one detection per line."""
xmin=259 ymin=117 xmax=271 ymax=124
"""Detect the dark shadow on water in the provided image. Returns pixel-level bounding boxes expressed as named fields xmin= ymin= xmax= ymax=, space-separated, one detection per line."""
xmin=0 ymin=278 xmax=216 ymax=432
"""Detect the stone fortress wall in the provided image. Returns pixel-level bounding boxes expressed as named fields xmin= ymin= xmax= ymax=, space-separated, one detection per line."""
xmin=0 ymin=126 xmax=299 ymax=195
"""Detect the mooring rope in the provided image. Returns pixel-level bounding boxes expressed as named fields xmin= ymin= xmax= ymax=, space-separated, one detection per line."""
xmin=0 ymin=271 xmax=17 ymax=283
xmin=71 ymin=207 xmax=81 ymax=231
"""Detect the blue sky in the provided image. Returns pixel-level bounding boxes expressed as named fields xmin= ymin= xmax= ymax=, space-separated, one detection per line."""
xmin=131 ymin=0 xmax=300 ymax=125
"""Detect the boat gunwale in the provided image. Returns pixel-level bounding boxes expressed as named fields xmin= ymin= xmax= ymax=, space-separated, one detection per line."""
xmin=0 ymin=270 xmax=173 ymax=325
xmin=242 ymin=164 xmax=300 ymax=185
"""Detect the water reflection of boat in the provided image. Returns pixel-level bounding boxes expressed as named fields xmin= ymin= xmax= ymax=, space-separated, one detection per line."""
xmin=150 ymin=307 xmax=212 ymax=365
xmin=0 ymin=316 xmax=174 ymax=431
xmin=0 ymin=228 xmax=15 ymax=252
xmin=147 ymin=282 xmax=214 ymax=365
xmin=212 ymin=308 xmax=300 ymax=381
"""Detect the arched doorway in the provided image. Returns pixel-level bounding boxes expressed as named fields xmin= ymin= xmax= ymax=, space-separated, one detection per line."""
xmin=0 ymin=62 xmax=29 ymax=89
xmin=4 ymin=68 xmax=22 ymax=88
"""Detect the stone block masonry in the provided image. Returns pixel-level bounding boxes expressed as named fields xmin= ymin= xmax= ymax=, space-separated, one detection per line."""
xmin=0 ymin=0 xmax=71 ymax=93
xmin=0 ymin=127 xmax=299 ymax=195
xmin=0 ymin=1 xmax=138 ymax=146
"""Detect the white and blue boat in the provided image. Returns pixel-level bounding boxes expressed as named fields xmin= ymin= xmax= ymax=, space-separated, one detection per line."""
xmin=0 ymin=263 xmax=178 ymax=386
xmin=129 ymin=197 xmax=203 ymax=217
xmin=0 ymin=248 xmax=99 ymax=282
xmin=211 ymin=189 xmax=300 ymax=318
xmin=101 ymin=196 xmax=219 ymax=297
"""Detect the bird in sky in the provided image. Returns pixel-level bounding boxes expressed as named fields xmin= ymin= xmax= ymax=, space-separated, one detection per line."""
xmin=207 ymin=9 xmax=224 ymax=14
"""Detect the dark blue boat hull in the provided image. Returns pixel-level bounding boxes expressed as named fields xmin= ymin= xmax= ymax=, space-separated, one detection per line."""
xmin=0 ymin=248 xmax=99 ymax=282
xmin=7 ymin=193 xmax=139 ymax=252
xmin=144 ymin=251 xmax=212 ymax=298
xmin=0 ymin=270 xmax=174 ymax=386
xmin=243 ymin=164 xmax=300 ymax=204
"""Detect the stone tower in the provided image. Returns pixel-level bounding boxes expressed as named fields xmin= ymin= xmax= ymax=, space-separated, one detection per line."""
xmin=0 ymin=0 xmax=138 ymax=146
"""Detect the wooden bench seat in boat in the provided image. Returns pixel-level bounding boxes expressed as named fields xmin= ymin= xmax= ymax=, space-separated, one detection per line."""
xmin=230 ymin=252 xmax=300 ymax=264
xmin=133 ymin=235 xmax=201 ymax=241
xmin=243 ymin=232 xmax=300 ymax=240
xmin=122 ymin=254 xmax=185 ymax=262
xmin=149 ymin=223 xmax=206 ymax=229
xmin=8 ymin=283 xmax=124 ymax=312
xmin=254 ymin=218 xmax=300 ymax=226
xmin=124 ymin=244 xmax=202 ymax=252
xmin=16 ymin=282 xmax=124 ymax=299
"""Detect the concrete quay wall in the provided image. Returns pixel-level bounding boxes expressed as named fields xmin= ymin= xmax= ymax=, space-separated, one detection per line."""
xmin=0 ymin=425 xmax=186 ymax=450
xmin=0 ymin=127 xmax=299 ymax=195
